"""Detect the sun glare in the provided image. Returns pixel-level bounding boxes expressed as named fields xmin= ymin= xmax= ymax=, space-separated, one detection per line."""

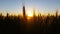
xmin=27 ymin=11 xmax=33 ymax=17
xmin=28 ymin=13 xmax=33 ymax=17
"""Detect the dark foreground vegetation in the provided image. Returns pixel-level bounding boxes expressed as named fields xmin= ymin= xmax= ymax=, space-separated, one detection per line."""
xmin=0 ymin=14 xmax=60 ymax=34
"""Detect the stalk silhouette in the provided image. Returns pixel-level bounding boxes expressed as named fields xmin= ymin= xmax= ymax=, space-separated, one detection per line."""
xmin=0 ymin=11 xmax=60 ymax=34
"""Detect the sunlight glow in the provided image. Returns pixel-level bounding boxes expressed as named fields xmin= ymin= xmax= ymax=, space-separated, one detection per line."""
xmin=27 ymin=11 xmax=33 ymax=17
xmin=28 ymin=13 xmax=33 ymax=17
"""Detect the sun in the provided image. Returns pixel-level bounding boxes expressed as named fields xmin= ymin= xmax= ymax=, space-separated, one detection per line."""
xmin=27 ymin=11 xmax=33 ymax=17
xmin=28 ymin=12 xmax=33 ymax=17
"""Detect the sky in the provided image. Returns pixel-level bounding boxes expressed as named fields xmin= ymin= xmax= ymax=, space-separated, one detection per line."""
xmin=0 ymin=0 xmax=60 ymax=16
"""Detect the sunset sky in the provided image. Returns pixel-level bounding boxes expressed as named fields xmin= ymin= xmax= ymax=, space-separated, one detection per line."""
xmin=0 ymin=0 xmax=60 ymax=16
